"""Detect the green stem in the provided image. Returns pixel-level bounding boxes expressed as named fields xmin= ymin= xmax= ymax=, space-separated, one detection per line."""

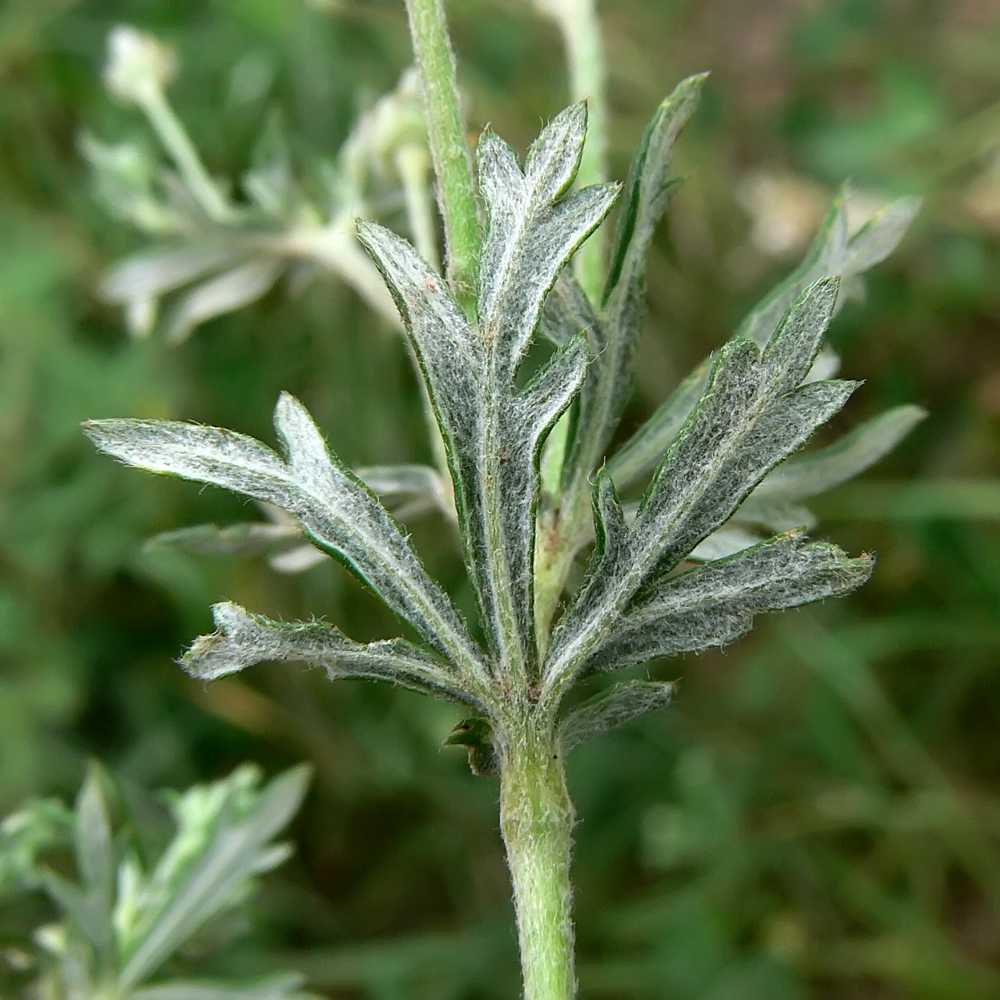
xmin=537 ymin=0 xmax=608 ymax=302
xmin=405 ymin=0 xmax=481 ymax=319
xmin=500 ymin=712 xmax=576 ymax=1000
xmin=137 ymin=86 xmax=234 ymax=224
xmin=535 ymin=0 xmax=608 ymax=546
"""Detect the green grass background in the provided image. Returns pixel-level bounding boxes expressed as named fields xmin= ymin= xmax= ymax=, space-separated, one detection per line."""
xmin=1 ymin=0 xmax=999 ymax=996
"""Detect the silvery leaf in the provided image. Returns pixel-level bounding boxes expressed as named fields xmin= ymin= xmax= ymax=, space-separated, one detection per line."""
xmin=577 ymin=531 xmax=872 ymax=675
xmin=84 ymin=393 xmax=487 ymax=685
xmin=544 ymin=279 xmax=856 ymax=689
xmin=359 ymin=102 xmax=617 ymax=681
xmin=182 ymin=602 xmax=479 ymax=708
xmin=558 ymin=679 xmax=674 ymax=754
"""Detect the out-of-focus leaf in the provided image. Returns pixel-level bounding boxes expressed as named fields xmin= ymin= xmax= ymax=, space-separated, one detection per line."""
xmin=0 ymin=798 xmax=74 ymax=893
xmin=688 ymin=526 xmax=766 ymax=563
xmin=738 ymin=191 xmax=921 ymax=349
xmin=130 ymin=974 xmax=311 ymax=1000
xmin=74 ymin=763 xmax=115 ymax=959
xmin=608 ymin=193 xmax=920 ymax=494
xmin=356 ymin=464 xmax=450 ymax=521
xmin=117 ymin=766 xmax=310 ymax=991
xmin=164 ymin=259 xmax=285 ymax=343
xmin=752 ymin=404 xmax=928 ymax=502
xmin=101 ymin=245 xmax=246 ymax=305
xmin=147 ymin=522 xmax=304 ymax=559
xmin=243 ymin=110 xmax=295 ymax=218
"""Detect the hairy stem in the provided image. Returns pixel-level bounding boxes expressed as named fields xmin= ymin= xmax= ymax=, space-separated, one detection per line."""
xmin=500 ymin=713 xmax=576 ymax=1000
xmin=405 ymin=0 xmax=481 ymax=318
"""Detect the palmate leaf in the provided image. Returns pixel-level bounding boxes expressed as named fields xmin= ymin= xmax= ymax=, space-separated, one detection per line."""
xmin=609 ymin=190 xmax=921 ymax=493
xmin=84 ymin=394 xmax=488 ymax=690
xmin=183 ymin=602 xmax=485 ymax=708
xmin=359 ymin=103 xmax=618 ymax=682
xmin=543 ymin=278 xmax=857 ymax=692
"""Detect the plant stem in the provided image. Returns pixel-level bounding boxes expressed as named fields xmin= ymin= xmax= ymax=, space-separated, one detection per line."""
xmin=535 ymin=0 xmax=609 ymax=539
xmin=500 ymin=713 xmax=576 ymax=1000
xmin=137 ymin=87 xmax=234 ymax=224
xmin=535 ymin=0 xmax=608 ymax=302
xmin=405 ymin=0 xmax=481 ymax=319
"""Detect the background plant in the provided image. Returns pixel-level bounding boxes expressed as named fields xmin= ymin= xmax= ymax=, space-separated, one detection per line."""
xmin=2 ymin=1 xmax=999 ymax=998
xmin=0 ymin=763 xmax=312 ymax=999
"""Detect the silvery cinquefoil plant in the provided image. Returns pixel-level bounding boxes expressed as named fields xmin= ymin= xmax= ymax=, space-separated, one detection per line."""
xmin=85 ymin=2 xmax=922 ymax=997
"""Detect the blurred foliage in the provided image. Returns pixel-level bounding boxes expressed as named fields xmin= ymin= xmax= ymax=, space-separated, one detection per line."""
xmin=0 ymin=0 xmax=998 ymax=998
xmin=0 ymin=762 xmax=313 ymax=999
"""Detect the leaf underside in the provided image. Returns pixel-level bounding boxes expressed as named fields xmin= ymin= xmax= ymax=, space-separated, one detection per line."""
xmin=183 ymin=602 xmax=483 ymax=708
xmin=544 ymin=277 xmax=858 ymax=692
xmin=84 ymin=393 xmax=487 ymax=689
xmin=359 ymin=102 xmax=619 ymax=681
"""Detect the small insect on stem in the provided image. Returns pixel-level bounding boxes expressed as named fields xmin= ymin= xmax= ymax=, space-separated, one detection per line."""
xmin=425 ymin=276 xmax=439 ymax=292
